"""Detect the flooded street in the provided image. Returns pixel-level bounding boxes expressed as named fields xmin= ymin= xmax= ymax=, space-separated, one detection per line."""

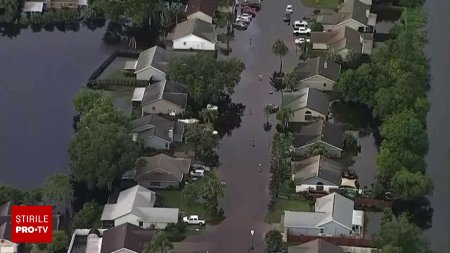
xmin=423 ymin=0 xmax=450 ymax=251
xmin=0 ymin=27 xmax=116 ymax=188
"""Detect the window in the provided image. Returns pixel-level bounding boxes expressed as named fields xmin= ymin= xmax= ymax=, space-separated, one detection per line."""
xmin=316 ymin=182 xmax=324 ymax=191
xmin=139 ymin=222 xmax=143 ymax=227
xmin=305 ymin=111 xmax=312 ymax=121
xmin=319 ymin=228 xmax=324 ymax=234
xmin=323 ymin=83 xmax=326 ymax=87
xmin=152 ymin=106 xmax=155 ymax=111
xmin=183 ymin=41 xmax=187 ymax=45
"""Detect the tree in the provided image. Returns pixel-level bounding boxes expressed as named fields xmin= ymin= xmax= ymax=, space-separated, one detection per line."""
xmin=168 ymin=53 xmax=245 ymax=104
xmin=276 ymin=106 xmax=291 ymax=128
xmin=42 ymin=174 xmax=74 ymax=215
xmin=272 ymin=39 xmax=288 ymax=73
xmin=380 ymin=110 xmax=428 ymax=156
xmin=143 ymin=231 xmax=174 ymax=253
xmin=0 ymin=185 xmax=23 ymax=204
xmin=346 ymin=49 xmax=361 ymax=67
xmin=73 ymin=88 xmax=103 ymax=115
xmin=0 ymin=0 xmax=19 ymax=22
xmin=325 ymin=48 xmax=341 ymax=62
xmin=47 ymin=231 xmax=69 ymax=253
xmin=72 ymin=201 xmax=102 ymax=229
xmin=164 ymin=221 xmax=187 ymax=242
xmin=159 ymin=8 xmax=172 ymax=44
xmin=69 ymin=123 xmax=142 ymax=188
xmin=306 ymin=143 xmax=329 ymax=157
xmin=185 ymin=123 xmax=219 ymax=159
xmin=399 ymin=0 xmax=423 ymax=8
xmin=282 ymin=71 xmax=299 ymax=92
xmin=200 ymin=108 xmax=219 ymax=125
xmin=78 ymin=96 xmax=129 ymax=129
xmin=376 ymin=213 xmax=429 ymax=253
xmin=265 ymin=230 xmax=282 ymax=253
xmin=200 ymin=172 xmax=225 ymax=209
xmin=310 ymin=22 xmax=323 ymax=32
xmin=390 ymin=170 xmax=432 ymax=200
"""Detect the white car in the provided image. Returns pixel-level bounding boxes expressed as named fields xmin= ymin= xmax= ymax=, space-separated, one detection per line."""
xmin=183 ymin=215 xmax=206 ymax=225
xmin=240 ymin=12 xmax=253 ymax=19
xmin=294 ymin=20 xmax=308 ymax=28
xmin=190 ymin=169 xmax=205 ymax=177
xmin=293 ymin=27 xmax=311 ymax=35
xmin=192 ymin=163 xmax=211 ymax=172
xmin=236 ymin=16 xmax=251 ymax=23
xmin=295 ymin=37 xmax=311 ymax=44
xmin=286 ymin=5 xmax=293 ymax=13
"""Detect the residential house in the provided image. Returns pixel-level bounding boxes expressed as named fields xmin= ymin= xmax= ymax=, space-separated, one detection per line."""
xmin=0 ymin=201 xmax=60 ymax=253
xmin=296 ymin=56 xmax=341 ymax=91
xmin=281 ymin=88 xmax=330 ymax=123
xmin=134 ymin=154 xmax=191 ymax=189
xmin=171 ymin=18 xmax=217 ymax=51
xmin=125 ymin=46 xmax=195 ymax=81
xmin=291 ymin=155 xmax=343 ymax=193
xmin=45 ymin=0 xmax=87 ymax=9
xmin=186 ymin=0 xmax=216 ymax=24
xmin=283 ymin=193 xmax=364 ymax=237
xmin=132 ymin=80 xmax=187 ymax=115
xmin=292 ymin=120 xmax=344 ymax=157
xmin=67 ymin=228 xmax=105 ymax=253
xmin=131 ymin=114 xmax=185 ymax=150
xmin=22 ymin=2 xmax=44 ymax=14
xmin=100 ymin=223 xmax=155 ymax=253
xmin=317 ymin=0 xmax=377 ymax=32
xmin=288 ymin=239 xmax=344 ymax=253
xmin=100 ymin=185 xmax=179 ymax=229
xmin=310 ymin=26 xmax=374 ymax=59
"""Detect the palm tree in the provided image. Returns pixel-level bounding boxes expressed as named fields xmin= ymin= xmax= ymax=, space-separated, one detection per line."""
xmin=159 ymin=8 xmax=172 ymax=45
xmin=346 ymin=49 xmax=361 ymax=67
xmin=143 ymin=231 xmax=174 ymax=253
xmin=200 ymin=108 xmax=219 ymax=125
xmin=272 ymin=39 xmax=289 ymax=73
xmin=282 ymin=71 xmax=299 ymax=92
xmin=325 ymin=48 xmax=341 ymax=62
xmin=276 ymin=106 xmax=292 ymax=129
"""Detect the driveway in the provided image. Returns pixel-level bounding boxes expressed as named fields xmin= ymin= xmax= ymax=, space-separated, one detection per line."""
xmin=179 ymin=0 xmax=314 ymax=252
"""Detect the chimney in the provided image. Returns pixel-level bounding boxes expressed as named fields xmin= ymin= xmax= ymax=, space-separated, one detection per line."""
xmin=168 ymin=127 xmax=174 ymax=142
xmin=323 ymin=60 xmax=328 ymax=69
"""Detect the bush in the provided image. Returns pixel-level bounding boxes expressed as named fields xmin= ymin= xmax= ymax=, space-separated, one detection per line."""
xmin=164 ymin=221 xmax=187 ymax=242
xmin=310 ymin=22 xmax=323 ymax=32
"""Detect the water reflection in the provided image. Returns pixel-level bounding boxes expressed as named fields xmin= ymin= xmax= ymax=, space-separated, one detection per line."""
xmin=392 ymin=197 xmax=434 ymax=230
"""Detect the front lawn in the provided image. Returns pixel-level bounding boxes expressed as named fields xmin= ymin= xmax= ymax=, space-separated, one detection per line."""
xmin=157 ymin=190 xmax=208 ymax=219
xmin=301 ymin=0 xmax=340 ymax=9
xmin=266 ymin=197 xmax=313 ymax=223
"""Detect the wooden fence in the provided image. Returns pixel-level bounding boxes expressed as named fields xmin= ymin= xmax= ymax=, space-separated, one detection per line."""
xmin=287 ymin=234 xmax=374 ymax=247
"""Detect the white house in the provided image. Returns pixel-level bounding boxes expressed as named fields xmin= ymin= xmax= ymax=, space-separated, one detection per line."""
xmin=281 ymin=88 xmax=330 ymax=123
xmin=296 ymin=56 xmax=341 ymax=91
xmin=100 ymin=185 xmax=179 ymax=229
xmin=172 ymin=18 xmax=217 ymax=51
xmin=291 ymin=155 xmax=343 ymax=193
xmin=186 ymin=0 xmax=215 ymax=24
xmin=283 ymin=193 xmax=364 ymax=238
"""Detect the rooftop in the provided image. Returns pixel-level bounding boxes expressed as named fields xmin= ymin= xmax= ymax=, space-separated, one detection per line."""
xmin=288 ymin=239 xmax=344 ymax=253
xmin=23 ymin=1 xmax=44 ymax=12
xmin=297 ymin=56 xmax=340 ymax=82
xmin=135 ymin=154 xmax=191 ymax=182
xmin=141 ymin=80 xmax=187 ymax=108
xmin=291 ymin=155 xmax=343 ymax=186
xmin=293 ymin=120 xmax=344 ymax=149
xmin=131 ymin=114 xmax=185 ymax=142
xmin=101 ymin=223 xmax=155 ymax=253
xmin=282 ymin=88 xmax=330 ymax=115
xmin=173 ymin=19 xmax=217 ymax=43
xmin=186 ymin=0 xmax=216 ymax=17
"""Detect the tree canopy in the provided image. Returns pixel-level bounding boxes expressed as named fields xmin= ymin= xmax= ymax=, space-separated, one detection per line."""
xmin=143 ymin=231 xmax=174 ymax=253
xmin=265 ymin=230 xmax=282 ymax=253
xmin=72 ymin=201 xmax=102 ymax=229
xmin=272 ymin=39 xmax=288 ymax=73
xmin=182 ymin=172 xmax=224 ymax=210
xmin=168 ymin=53 xmax=245 ymax=105
xmin=185 ymin=123 xmax=220 ymax=162
xmin=42 ymin=174 xmax=74 ymax=213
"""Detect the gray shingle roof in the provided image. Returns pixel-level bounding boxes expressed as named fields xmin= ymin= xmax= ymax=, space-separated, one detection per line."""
xmin=131 ymin=114 xmax=185 ymax=142
xmin=282 ymin=88 xmax=330 ymax=115
xmin=173 ymin=19 xmax=217 ymax=43
xmin=135 ymin=154 xmax=191 ymax=182
xmin=283 ymin=193 xmax=354 ymax=230
xmin=293 ymin=120 xmax=344 ymax=149
xmin=297 ymin=57 xmax=341 ymax=82
xmin=328 ymin=26 xmax=362 ymax=53
xmin=186 ymin=0 xmax=216 ymax=17
xmin=291 ymin=155 xmax=343 ymax=186
xmin=316 ymin=0 xmax=370 ymax=26
xmin=141 ymin=80 xmax=188 ymax=109
xmin=135 ymin=46 xmax=195 ymax=74
xmin=101 ymin=223 xmax=155 ymax=253
xmin=288 ymin=239 xmax=344 ymax=253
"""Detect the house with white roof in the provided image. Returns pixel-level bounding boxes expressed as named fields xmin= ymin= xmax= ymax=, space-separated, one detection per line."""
xmin=100 ymin=185 xmax=179 ymax=229
xmin=282 ymin=193 xmax=364 ymax=238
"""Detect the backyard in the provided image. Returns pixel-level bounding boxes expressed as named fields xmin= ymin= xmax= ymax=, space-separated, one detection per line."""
xmin=266 ymin=196 xmax=312 ymax=223
xmin=301 ymin=0 xmax=340 ymax=9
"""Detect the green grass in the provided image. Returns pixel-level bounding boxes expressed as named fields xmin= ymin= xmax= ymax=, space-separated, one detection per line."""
xmin=157 ymin=190 xmax=208 ymax=218
xmin=265 ymin=197 xmax=313 ymax=223
xmin=107 ymin=69 xmax=136 ymax=81
xmin=301 ymin=0 xmax=340 ymax=9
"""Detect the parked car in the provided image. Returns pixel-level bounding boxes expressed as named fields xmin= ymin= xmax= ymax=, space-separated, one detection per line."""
xmin=236 ymin=15 xmax=251 ymax=23
xmin=285 ymin=4 xmax=293 ymax=13
xmin=233 ymin=21 xmax=248 ymax=30
xmin=293 ymin=20 xmax=309 ymax=28
xmin=295 ymin=37 xmax=311 ymax=44
xmin=190 ymin=169 xmax=205 ymax=177
xmin=283 ymin=11 xmax=291 ymax=22
xmin=192 ymin=163 xmax=211 ymax=172
xmin=242 ymin=6 xmax=257 ymax=16
xmin=240 ymin=12 xmax=253 ymax=20
xmin=242 ymin=2 xmax=261 ymax=10
xmin=293 ymin=26 xmax=311 ymax=35
xmin=183 ymin=215 xmax=206 ymax=225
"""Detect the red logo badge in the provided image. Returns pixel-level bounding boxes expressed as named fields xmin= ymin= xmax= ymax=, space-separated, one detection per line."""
xmin=11 ymin=206 xmax=52 ymax=243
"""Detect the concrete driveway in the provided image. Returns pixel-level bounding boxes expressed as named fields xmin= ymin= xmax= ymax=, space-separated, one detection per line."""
xmin=178 ymin=0 xmax=314 ymax=252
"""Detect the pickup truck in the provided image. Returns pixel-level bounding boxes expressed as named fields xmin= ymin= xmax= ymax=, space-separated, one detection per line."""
xmin=183 ymin=215 xmax=206 ymax=225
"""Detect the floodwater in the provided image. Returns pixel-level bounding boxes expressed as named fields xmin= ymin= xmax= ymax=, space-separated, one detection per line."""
xmin=423 ymin=0 xmax=450 ymax=251
xmin=0 ymin=27 xmax=117 ymax=188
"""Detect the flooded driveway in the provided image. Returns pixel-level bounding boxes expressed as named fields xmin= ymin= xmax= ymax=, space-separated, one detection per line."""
xmin=181 ymin=0 xmax=314 ymax=252
xmin=0 ymin=27 xmax=117 ymax=188
xmin=423 ymin=0 xmax=450 ymax=251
